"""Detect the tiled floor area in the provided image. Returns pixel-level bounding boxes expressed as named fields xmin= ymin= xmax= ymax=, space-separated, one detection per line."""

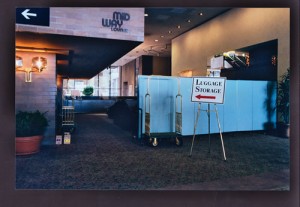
xmin=16 ymin=113 xmax=290 ymax=190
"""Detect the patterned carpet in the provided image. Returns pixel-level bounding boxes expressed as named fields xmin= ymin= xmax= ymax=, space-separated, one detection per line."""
xmin=16 ymin=113 xmax=290 ymax=190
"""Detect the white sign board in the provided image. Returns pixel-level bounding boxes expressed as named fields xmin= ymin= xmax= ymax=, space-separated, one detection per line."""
xmin=211 ymin=56 xmax=224 ymax=69
xmin=191 ymin=77 xmax=226 ymax=104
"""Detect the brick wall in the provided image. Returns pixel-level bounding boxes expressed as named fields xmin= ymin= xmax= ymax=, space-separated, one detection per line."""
xmin=15 ymin=51 xmax=56 ymax=145
xmin=16 ymin=8 xmax=144 ymax=42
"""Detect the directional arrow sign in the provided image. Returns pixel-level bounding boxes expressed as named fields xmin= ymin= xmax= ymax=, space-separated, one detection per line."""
xmin=22 ymin=9 xmax=37 ymax=20
xmin=16 ymin=8 xmax=50 ymax=26
xmin=191 ymin=77 xmax=226 ymax=104
xmin=195 ymin=94 xmax=216 ymax=100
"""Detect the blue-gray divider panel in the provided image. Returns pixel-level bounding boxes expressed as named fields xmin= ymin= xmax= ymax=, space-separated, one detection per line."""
xmin=180 ymin=78 xmax=196 ymax=135
xmin=138 ymin=75 xmax=276 ymax=139
xmin=252 ymin=81 xmax=277 ymax=130
xmin=223 ymin=81 xmax=238 ymax=132
xmin=237 ymin=81 xmax=253 ymax=131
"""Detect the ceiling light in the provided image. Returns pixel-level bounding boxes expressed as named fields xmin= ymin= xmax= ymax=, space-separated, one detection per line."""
xmin=187 ymin=19 xmax=191 ymax=23
xmin=144 ymin=13 xmax=148 ymax=17
xmin=168 ymin=30 xmax=172 ymax=34
xmin=155 ymin=39 xmax=158 ymax=42
xmin=199 ymin=12 xmax=203 ymax=16
xmin=160 ymin=35 xmax=164 ymax=38
xmin=177 ymin=25 xmax=181 ymax=29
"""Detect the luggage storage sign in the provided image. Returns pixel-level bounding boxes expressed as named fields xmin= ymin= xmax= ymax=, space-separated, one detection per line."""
xmin=191 ymin=77 xmax=226 ymax=104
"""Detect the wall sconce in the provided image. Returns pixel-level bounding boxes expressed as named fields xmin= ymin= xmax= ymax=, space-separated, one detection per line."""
xmin=15 ymin=56 xmax=47 ymax=82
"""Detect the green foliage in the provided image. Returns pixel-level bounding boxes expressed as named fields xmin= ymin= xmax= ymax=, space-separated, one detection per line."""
xmin=264 ymin=81 xmax=276 ymax=122
xmin=277 ymin=68 xmax=290 ymax=124
xmin=16 ymin=110 xmax=49 ymax=137
xmin=82 ymin=86 xmax=94 ymax=96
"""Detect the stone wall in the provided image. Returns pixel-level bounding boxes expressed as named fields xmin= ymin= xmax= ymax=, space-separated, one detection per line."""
xmin=16 ymin=8 xmax=144 ymax=42
xmin=15 ymin=51 xmax=56 ymax=145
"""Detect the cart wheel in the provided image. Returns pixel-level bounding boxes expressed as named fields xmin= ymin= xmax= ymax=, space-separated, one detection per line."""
xmin=149 ymin=137 xmax=159 ymax=147
xmin=175 ymin=137 xmax=183 ymax=146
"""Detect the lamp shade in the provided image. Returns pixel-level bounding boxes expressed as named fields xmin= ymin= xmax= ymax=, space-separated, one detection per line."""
xmin=32 ymin=57 xmax=47 ymax=72
xmin=15 ymin=56 xmax=23 ymax=69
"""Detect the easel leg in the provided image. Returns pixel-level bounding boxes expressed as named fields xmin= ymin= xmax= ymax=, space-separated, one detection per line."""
xmin=189 ymin=103 xmax=201 ymax=157
xmin=214 ymin=104 xmax=227 ymax=161
xmin=208 ymin=104 xmax=211 ymax=153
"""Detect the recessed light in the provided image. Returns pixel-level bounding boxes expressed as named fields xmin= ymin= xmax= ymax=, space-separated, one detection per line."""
xmin=199 ymin=12 xmax=203 ymax=16
xmin=187 ymin=19 xmax=191 ymax=23
xmin=168 ymin=30 xmax=172 ymax=34
xmin=144 ymin=13 xmax=148 ymax=17
xmin=155 ymin=39 xmax=159 ymax=42
xmin=177 ymin=25 xmax=181 ymax=29
xmin=161 ymin=35 xmax=164 ymax=38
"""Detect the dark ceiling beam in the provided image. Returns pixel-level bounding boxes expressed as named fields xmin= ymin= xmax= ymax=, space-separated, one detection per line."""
xmin=16 ymin=32 xmax=142 ymax=79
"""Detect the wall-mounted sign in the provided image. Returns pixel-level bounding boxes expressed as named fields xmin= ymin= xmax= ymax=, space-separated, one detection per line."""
xmin=191 ymin=77 xmax=226 ymax=104
xmin=16 ymin=8 xmax=50 ymax=26
xmin=64 ymin=132 xmax=71 ymax=144
xmin=102 ymin=11 xmax=130 ymax=33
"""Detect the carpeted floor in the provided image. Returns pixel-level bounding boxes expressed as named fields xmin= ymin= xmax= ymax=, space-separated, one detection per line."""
xmin=16 ymin=113 xmax=290 ymax=190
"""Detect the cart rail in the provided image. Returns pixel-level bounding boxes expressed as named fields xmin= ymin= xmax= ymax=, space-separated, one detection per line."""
xmin=145 ymin=93 xmax=151 ymax=136
xmin=143 ymin=78 xmax=183 ymax=147
xmin=62 ymin=106 xmax=75 ymax=132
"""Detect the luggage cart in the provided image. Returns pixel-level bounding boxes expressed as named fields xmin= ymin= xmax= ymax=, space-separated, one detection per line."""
xmin=144 ymin=78 xmax=183 ymax=147
xmin=61 ymin=105 xmax=76 ymax=133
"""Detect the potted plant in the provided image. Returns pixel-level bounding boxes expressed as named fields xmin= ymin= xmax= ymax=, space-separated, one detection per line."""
xmin=264 ymin=81 xmax=276 ymax=132
xmin=276 ymin=68 xmax=290 ymax=137
xmin=82 ymin=86 xmax=94 ymax=96
xmin=16 ymin=110 xmax=49 ymax=155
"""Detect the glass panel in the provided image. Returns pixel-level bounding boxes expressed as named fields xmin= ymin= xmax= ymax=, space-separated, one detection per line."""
xmin=62 ymin=67 xmax=121 ymax=97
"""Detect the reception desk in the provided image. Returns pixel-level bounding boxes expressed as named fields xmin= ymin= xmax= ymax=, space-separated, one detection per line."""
xmin=138 ymin=75 xmax=276 ymax=138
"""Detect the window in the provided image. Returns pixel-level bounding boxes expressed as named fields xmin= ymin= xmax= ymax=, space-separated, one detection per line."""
xmin=63 ymin=67 xmax=121 ymax=97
